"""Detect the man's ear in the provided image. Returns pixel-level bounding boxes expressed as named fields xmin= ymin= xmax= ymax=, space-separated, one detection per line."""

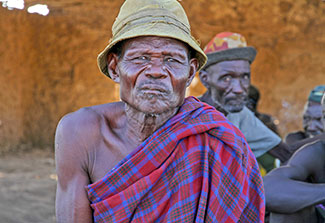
xmin=107 ymin=53 xmax=120 ymax=83
xmin=198 ymin=69 xmax=210 ymax=89
xmin=186 ymin=58 xmax=199 ymax=87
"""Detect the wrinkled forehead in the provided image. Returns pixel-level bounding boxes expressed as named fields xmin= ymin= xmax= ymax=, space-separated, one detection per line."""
xmin=121 ymin=36 xmax=190 ymax=55
xmin=205 ymin=60 xmax=251 ymax=75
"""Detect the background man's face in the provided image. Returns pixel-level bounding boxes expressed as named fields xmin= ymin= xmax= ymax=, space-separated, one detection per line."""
xmin=113 ymin=36 xmax=197 ymax=114
xmin=303 ymin=101 xmax=323 ymax=137
xmin=203 ymin=60 xmax=250 ymax=113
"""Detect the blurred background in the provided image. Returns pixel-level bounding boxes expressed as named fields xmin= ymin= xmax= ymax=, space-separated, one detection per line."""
xmin=0 ymin=0 xmax=324 ymax=222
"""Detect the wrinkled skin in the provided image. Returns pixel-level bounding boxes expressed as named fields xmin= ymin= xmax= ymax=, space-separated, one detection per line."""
xmin=303 ymin=101 xmax=323 ymax=138
xmin=109 ymin=37 xmax=197 ymax=115
xmin=55 ymin=36 xmax=198 ymax=223
xmin=199 ymin=60 xmax=250 ymax=113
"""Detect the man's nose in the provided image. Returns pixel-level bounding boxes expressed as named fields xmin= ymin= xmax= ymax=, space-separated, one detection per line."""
xmin=231 ymin=79 xmax=245 ymax=94
xmin=144 ymin=59 xmax=167 ymax=79
xmin=307 ymin=120 xmax=320 ymax=132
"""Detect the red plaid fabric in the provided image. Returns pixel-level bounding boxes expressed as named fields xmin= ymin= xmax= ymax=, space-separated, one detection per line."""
xmin=86 ymin=96 xmax=265 ymax=222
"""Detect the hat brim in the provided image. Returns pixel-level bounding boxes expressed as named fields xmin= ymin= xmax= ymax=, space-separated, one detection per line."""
xmin=204 ymin=47 xmax=257 ymax=69
xmin=97 ymin=22 xmax=207 ymax=78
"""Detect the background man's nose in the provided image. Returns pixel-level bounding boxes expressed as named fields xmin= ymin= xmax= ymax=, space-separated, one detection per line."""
xmin=231 ymin=79 xmax=245 ymax=94
xmin=307 ymin=120 xmax=318 ymax=131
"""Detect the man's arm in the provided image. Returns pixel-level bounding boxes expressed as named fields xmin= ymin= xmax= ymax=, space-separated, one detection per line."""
xmin=264 ymin=141 xmax=325 ymax=214
xmin=287 ymin=132 xmax=325 ymax=153
xmin=269 ymin=133 xmax=325 ymax=163
xmin=55 ymin=111 xmax=94 ymax=223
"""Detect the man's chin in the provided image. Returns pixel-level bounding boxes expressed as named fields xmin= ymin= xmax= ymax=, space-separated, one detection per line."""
xmin=134 ymin=100 xmax=177 ymax=114
xmin=225 ymin=104 xmax=244 ymax=113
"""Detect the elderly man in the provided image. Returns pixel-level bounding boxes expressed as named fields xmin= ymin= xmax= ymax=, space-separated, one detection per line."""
xmin=285 ymin=85 xmax=325 ymax=145
xmin=198 ymin=32 xmax=321 ymax=167
xmin=198 ymin=32 xmax=292 ymax=171
xmin=55 ymin=1 xmax=264 ymax=222
xmin=264 ymin=94 xmax=325 ymax=223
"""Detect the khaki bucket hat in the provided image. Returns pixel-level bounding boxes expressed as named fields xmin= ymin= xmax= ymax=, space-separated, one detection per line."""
xmin=97 ymin=0 xmax=207 ymax=78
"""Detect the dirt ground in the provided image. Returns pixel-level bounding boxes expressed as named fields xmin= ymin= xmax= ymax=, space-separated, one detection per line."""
xmin=0 ymin=149 xmax=56 ymax=223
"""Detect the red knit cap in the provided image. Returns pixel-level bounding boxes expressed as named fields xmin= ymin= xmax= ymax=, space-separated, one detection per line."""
xmin=203 ymin=32 xmax=256 ymax=68
xmin=204 ymin=32 xmax=248 ymax=54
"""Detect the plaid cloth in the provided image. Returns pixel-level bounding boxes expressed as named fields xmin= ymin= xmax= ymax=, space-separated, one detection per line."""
xmin=86 ymin=96 xmax=265 ymax=222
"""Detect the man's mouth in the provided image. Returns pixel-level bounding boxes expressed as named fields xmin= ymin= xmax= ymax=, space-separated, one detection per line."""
xmin=225 ymin=97 xmax=246 ymax=105
xmin=139 ymin=84 xmax=168 ymax=94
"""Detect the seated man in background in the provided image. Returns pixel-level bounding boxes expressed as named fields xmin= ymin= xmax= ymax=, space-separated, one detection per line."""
xmin=55 ymin=1 xmax=265 ymax=222
xmin=198 ymin=32 xmax=324 ymax=167
xmin=264 ymin=93 xmax=325 ymax=223
xmin=198 ymin=32 xmax=291 ymax=167
xmin=285 ymin=85 xmax=325 ymax=146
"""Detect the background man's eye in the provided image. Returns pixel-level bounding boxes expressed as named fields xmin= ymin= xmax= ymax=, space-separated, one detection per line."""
xmin=243 ymin=74 xmax=250 ymax=79
xmin=223 ymin=76 xmax=231 ymax=82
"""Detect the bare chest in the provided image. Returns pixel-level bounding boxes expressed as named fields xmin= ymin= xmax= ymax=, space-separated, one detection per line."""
xmin=87 ymin=130 xmax=141 ymax=184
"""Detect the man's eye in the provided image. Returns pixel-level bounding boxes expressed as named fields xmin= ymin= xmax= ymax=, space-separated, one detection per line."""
xmin=243 ymin=74 xmax=250 ymax=79
xmin=137 ymin=56 xmax=148 ymax=60
xmin=165 ymin=57 xmax=178 ymax=63
xmin=222 ymin=76 xmax=232 ymax=82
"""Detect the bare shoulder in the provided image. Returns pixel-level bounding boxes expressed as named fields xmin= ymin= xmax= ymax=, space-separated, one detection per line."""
xmin=289 ymin=140 xmax=325 ymax=166
xmin=290 ymin=140 xmax=325 ymax=176
xmin=56 ymin=102 xmax=125 ymax=144
xmin=55 ymin=102 xmax=125 ymax=185
xmin=55 ymin=102 xmax=125 ymax=168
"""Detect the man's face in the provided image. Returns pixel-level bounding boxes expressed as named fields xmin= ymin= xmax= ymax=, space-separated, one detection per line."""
xmin=201 ymin=60 xmax=250 ymax=113
xmin=108 ymin=36 xmax=198 ymax=114
xmin=303 ymin=101 xmax=323 ymax=137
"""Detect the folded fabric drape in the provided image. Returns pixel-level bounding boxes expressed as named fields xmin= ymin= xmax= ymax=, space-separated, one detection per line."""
xmin=87 ymin=96 xmax=265 ymax=223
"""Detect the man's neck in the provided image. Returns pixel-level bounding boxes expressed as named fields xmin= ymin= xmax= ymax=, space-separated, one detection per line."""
xmin=124 ymin=103 xmax=178 ymax=143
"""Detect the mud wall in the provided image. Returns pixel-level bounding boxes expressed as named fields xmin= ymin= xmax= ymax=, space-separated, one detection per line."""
xmin=0 ymin=0 xmax=324 ymax=152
